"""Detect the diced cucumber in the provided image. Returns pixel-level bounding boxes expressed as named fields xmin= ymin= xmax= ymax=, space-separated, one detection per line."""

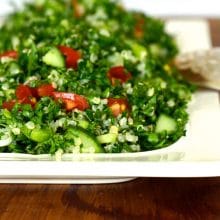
xmin=42 ymin=47 xmax=65 ymax=68
xmin=78 ymin=120 xmax=89 ymax=129
xmin=30 ymin=128 xmax=52 ymax=142
xmin=147 ymin=133 xmax=159 ymax=144
xmin=67 ymin=127 xmax=104 ymax=153
xmin=126 ymin=40 xmax=147 ymax=60
xmin=97 ymin=133 xmax=117 ymax=144
xmin=0 ymin=131 xmax=12 ymax=147
xmin=35 ymin=0 xmax=46 ymax=7
xmin=3 ymin=109 xmax=12 ymax=119
xmin=0 ymin=137 xmax=12 ymax=147
xmin=107 ymin=52 xmax=124 ymax=66
xmin=149 ymin=44 xmax=161 ymax=56
xmin=21 ymin=126 xmax=31 ymax=138
xmin=9 ymin=63 xmax=20 ymax=75
xmin=109 ymin=126 xmax=119 ymax=134
xmin=155 ymin=114 xmax=177 ymax=134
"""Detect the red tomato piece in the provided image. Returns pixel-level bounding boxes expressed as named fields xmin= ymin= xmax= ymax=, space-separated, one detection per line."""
xmin=15 ymin=84 xmax=36 ymax=107
xmin=62 ymin=99 xmax=78 ymax=111
xmin=74 ymin=95 xmax=90 ymax=111
xmin=16 ymin=85 xmax=33 ymax=101
xmin=134 ymin=27 xmax=144 ymax=39
xmin=18 ymin=97 xmax=37 ymax=107
xmin=53 ymin=92 xmax=76 ymax=100
xmin=30 ymin=87 xmax=39 ymax=99
xmin=72 ymin=0 xmax=82 ymax=18
xmin=134 ymin=18 xmax=145 ymax=38
xmin=58 ymin=46 xmax=81 ymax=69
xmin=53 ymin=92 xmax=89 ymax=111
xmin=2 ymin=100 xmax=16 ymax=111
xmin=37 ymin=84 xmax=55 ymax=97
xmin=107 ymin=98 xmax=129 ymax=117
xmin=0 ymin=50 xmax=18 ymax=59
xmin=107 ymin=66 xmax=132 ymax=85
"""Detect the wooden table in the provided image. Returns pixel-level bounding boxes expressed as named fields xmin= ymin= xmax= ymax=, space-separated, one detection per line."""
xmin=0 ymin=20 xmax=220 ymax=220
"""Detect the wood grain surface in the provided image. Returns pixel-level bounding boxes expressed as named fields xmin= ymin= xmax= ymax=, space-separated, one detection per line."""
xmin=0 ymin=20 xmax=220 ymax=220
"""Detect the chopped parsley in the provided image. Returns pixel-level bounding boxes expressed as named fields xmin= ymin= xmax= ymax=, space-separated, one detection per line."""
xmin=0 ymin=0 xmax=195 ymax=155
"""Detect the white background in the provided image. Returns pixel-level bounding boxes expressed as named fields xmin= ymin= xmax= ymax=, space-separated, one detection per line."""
xmin=0 ymin=0 xmax=220 ymax=17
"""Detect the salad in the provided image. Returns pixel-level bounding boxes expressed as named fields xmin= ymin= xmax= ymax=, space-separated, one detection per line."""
xmin=0 ymin=0 xmax=194 ymax=155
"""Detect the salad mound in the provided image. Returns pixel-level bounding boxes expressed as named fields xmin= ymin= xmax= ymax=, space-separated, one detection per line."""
xmin=0 ymin=0 xmax=194 ymax=155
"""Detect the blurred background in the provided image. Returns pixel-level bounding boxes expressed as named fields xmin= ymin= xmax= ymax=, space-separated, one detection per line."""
xmin=0 ymin=0 xmax=219 ymax=17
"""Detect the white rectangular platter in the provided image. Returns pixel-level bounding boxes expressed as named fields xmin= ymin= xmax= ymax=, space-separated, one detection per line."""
xmin=0 ymin=12 xmax=220 ymax=183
